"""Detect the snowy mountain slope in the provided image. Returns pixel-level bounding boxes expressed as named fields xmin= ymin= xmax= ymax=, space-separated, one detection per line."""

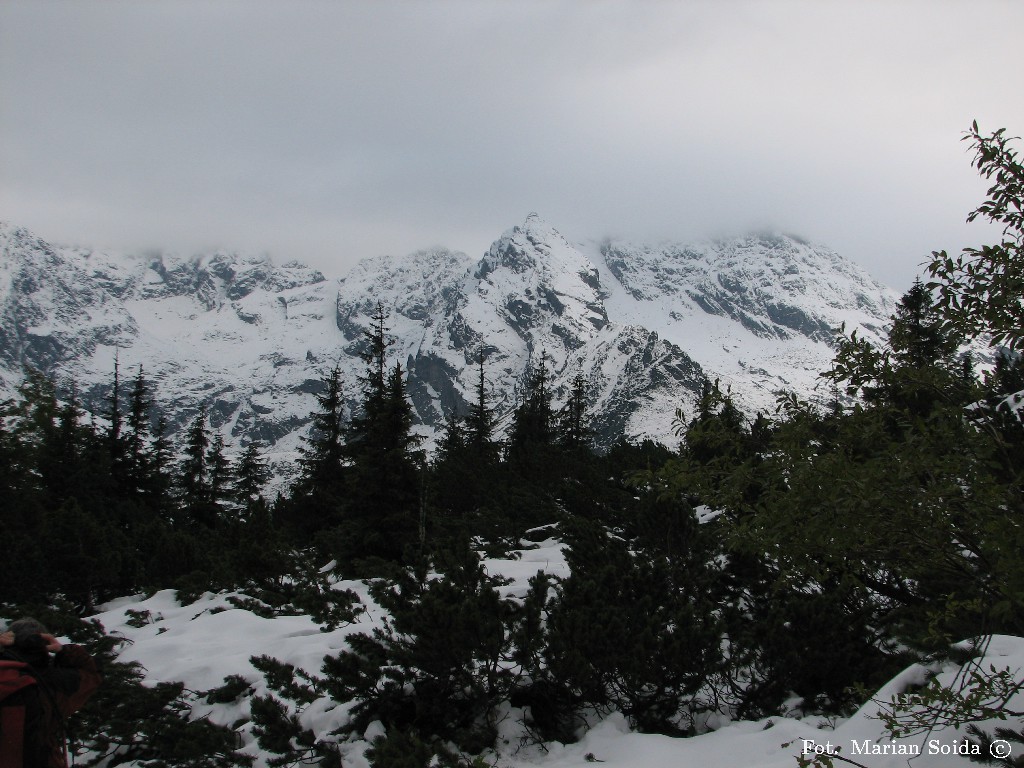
xmin=0 ymin=225 xmax=137 ymax=389
xmin=587 ymin=232 xmax=898 ymax=415
xmin=333 ymin=215 xmax=710 ymax=445
xmin=0 ymin=216 xmax=898 ymax=461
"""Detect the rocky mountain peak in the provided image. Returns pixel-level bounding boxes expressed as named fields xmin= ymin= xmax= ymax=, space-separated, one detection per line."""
xmin=0 ymin=226 xmax=137 ymax=385
xmin=139 ymin=250 xmax=326 ymax=306
xmin=0 ymin=219 xmax=899 ymax=462
xmin=596 ymin=232 xmax=895 ymax=344
xmin=471 ymin=215 xmax=609 ymax=349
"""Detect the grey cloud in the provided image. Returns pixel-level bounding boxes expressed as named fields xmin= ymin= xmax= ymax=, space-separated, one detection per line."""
xmin=1 ymin=0 xmax=1022 ymax=291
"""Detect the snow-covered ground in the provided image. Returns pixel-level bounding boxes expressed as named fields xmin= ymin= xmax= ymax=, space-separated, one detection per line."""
xmin=82 ymin=540 xmax=1024 ymax=768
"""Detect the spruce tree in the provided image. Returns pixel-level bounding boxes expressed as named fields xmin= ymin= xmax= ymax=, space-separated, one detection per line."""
xmin=425 ymin=351 xmax=503 ymax=549
xmin=106 ymin=352 xmax=131 ymax=487
xmin=506 ymin=351 xmax=559 ymax=493
xmin=234 ymin=441 xmax=270 ymax=517
xmin=339 ymin=359 xmax=423 ymax=565
xmin=557 ymin=373 xmax=591 ymax=449
xmin=107 ymin=352 xmax=123 ymax=448
xmin=508 ymin=352 xmax=554 ymax=452
xmin=434 ymin=411 xmax=467 ymax=465
xmin=331 ymin=305 xmax=423 ymax=567
xmin=145 ymin=415 xmax=175 ymax=515
xmin=835 ymin=280 xmax=975 ymax=417
xmin=987 ymin=348 xmax=1024 ymax=399
xmin=47 ymin=387 xmax=88 ymax=505
xmin=222 ymin=441 xmax=293 ymax=592
xmin=125 ymin=364 xmax=154 ymax=494
xmin=283 ymin=365 xmax=347 ymax=541
xmin=465 ymin=350 xmax=497 ymax=461
xmin=178 ymin=406 xmax=214 ymax=528
xmin=0 ymin=395 xmax=47 ymax=603
xmin=367 ymin=303 xmax=393 ymax=386
xmin=18 ymin=371 xmax=105 ymax=517
xmin=206 ymin=431 xmax=233 ymax=522
xmin=12 ymin=367 xmax=59 ymax=489
xmin=41 ymin=497 xmax=125 ymax=609
xmin=889 ymin=280 xmax=958 ymax=370
xmin=0 ymin=397 xmax=20 ymax=507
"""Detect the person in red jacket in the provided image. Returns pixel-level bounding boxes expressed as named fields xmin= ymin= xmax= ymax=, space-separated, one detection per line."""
xmin=0 ymin=618 xmax=101 ymax=768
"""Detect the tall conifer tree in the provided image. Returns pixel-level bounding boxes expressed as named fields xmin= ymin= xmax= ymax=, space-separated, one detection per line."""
xmin=557 ymin=373 xmax=591 ymax=449
xmin=234 ymin=441 xmax=270 ymax=517
xmin=453 ymin=350 xmax=500 ymax=481
xmin=145 ymin=415 xmax=174 ymax=515
xmin=338 ymin=305 xmax=423 ymax=565
xmin=283 ymin=365 xmax=347 ymax=540
xmin=125 ymin=364 xmax=154 ymax=494
xmin=508 ymin=351 xmax=554 ymax=452
xmin=179 ymin=406 xmax=214 ymax=528
xmin=206 ymin=431 xmax=233 ymax=522
xmin=295 ymin=365 xmax=346 ymax=491
xmin=465 ymin=350 xmax=496 ymax=455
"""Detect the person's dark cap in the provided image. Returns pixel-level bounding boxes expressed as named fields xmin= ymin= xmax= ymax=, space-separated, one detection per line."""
xmin=8 ymin=617 xmax=49 ymax=648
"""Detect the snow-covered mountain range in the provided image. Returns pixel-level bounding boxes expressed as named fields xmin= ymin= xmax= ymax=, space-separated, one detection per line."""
xmin=0 ymin=215 xmax=899 ymax=465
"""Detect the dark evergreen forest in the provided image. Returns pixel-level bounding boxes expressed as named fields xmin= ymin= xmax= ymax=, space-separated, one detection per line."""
xmin=2 ymin=124 xmax=1023 ymax=767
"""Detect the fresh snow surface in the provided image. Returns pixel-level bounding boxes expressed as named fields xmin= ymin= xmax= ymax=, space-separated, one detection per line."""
xmin=75 ymin=540 xmax=1024 ymax=768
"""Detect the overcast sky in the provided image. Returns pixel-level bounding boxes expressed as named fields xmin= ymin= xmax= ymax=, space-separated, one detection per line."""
xmin=2 ymin=1 xmax=1022 ymax=291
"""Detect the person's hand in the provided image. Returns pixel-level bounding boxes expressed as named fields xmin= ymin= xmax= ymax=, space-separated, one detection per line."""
xmin=39 ymin=634 xmax=62 ymax=653
xmin=0 ymin=631 xmax=13 ymax=647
